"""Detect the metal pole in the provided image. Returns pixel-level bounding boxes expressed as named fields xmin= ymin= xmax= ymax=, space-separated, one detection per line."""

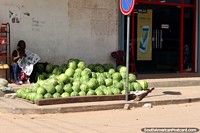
xmin=125 ymin=15 xmax=130 ymax=101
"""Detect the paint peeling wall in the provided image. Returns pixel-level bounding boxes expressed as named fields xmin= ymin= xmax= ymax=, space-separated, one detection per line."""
xmin=0 ymin=0 xmax=118 ymax=65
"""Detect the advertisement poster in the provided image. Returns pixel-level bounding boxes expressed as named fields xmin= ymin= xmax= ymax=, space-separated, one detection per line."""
xmin=137 ymin=9 xmax=152 ymax=61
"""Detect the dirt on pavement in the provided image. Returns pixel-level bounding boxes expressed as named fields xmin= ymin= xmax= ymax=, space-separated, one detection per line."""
xmin=0 ymin=102 xmax=199 ymax=133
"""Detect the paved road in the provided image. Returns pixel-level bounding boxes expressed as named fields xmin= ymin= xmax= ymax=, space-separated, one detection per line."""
xmin=0 ymin=102 xmax=200 ymax=133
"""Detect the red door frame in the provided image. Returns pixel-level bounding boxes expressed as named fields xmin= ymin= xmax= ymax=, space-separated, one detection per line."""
xmin=131 ymin=0 xmax=196 ymax=73
xmin=191 ymin=0 xmax=197 ymax=73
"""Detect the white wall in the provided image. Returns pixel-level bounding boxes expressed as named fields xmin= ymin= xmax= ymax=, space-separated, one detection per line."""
xmin=0 ymin=0 xmax=118 ymax=66
xmin=197 ymin=0 xmax=200 ymax=72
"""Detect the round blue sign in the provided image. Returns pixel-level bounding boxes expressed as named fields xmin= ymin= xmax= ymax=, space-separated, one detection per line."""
xmin=120 ymin=0 xmax=135 ymax=15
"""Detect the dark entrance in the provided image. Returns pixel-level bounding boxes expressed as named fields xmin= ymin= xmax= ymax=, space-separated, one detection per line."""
xmin=133 ymin=4 xmax=180 ymax=73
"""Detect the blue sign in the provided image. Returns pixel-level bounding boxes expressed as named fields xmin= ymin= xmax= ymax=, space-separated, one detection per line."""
xmin=120 ymin=0 xmax=135 ymax=15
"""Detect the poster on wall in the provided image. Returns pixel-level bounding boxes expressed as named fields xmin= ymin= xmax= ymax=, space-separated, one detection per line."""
xmin=137 ymin=9 xmax=152 ymax=61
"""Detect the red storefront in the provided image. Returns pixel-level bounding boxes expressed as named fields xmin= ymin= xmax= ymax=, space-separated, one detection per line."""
xmin=129 ymin=0 xmax=196 ymax=74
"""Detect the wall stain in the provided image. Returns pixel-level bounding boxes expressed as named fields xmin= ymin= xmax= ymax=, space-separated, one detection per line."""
xmin=68 ymin=0 xmax=117 ymax=36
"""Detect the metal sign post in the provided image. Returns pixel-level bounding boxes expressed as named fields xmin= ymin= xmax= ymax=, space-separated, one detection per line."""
xmin=120 ymin=0 xmax=135 ymax=101
xmin=125 ymin=15 xmax=130 ymax=101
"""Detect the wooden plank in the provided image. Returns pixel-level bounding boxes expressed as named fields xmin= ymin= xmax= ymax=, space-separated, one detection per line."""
xmin=36 ymin=94 xmax=136 ymax=106
xmin=135 ymin=88 xmax=155 ymax=101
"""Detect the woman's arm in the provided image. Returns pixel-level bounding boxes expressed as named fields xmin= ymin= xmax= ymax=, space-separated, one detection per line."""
xmin=12 ymin=50 xmax=20 ymax=62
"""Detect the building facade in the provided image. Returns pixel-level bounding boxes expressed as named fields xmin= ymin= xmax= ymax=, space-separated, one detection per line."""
xmin=119 ymin=0 xmax=200 ymax=74
xmin=0 ymin=0 xmax=118 ymax=66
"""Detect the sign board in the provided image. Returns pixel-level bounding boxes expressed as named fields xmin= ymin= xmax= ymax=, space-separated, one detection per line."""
xmin=135 ymin=8 xmax=147 ymax=13
xmin=161 ymin=24 xmax=169 ymax=29
xmin=120 ymin=0 xmax=135 ymax=15
xmin=137 ymin=9 xmax=153 ymax=61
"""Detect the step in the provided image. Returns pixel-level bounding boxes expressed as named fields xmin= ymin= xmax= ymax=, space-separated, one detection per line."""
xmin=145 ymin=78 xmax=200 ymax=88
xmin=137 ymin=73 xmax=200 ymax=88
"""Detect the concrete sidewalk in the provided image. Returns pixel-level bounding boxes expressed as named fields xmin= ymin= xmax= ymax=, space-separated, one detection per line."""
xmin=0 ymin=75 xmax=200 ymax=114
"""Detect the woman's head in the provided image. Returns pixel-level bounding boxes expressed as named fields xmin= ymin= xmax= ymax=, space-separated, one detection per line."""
xmin=17 ymin=40 xmax=26 ymax=50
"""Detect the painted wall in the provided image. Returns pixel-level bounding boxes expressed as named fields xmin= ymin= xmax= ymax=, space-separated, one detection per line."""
xmin=0 ymin=0 xmax=118 ymax=66
xmin=198 ymin=0 xmax=200 ymax=72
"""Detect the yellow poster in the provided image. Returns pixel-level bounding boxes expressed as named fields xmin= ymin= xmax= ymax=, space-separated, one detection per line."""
xmin=137 ymin=9 xmax=152 ymax=61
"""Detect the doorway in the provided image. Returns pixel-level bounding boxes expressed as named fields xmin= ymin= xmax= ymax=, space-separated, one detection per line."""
xmin=133 ymin=4 xmax=181 ymax=73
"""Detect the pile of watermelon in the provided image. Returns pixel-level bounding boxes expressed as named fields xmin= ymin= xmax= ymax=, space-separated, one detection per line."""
xmin=16 ymin=59 xmax=148 ymax=103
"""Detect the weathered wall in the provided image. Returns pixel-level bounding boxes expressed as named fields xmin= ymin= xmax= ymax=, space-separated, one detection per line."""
xmin=197 ymin=0 xmax=200 ymax=72
xmin=0 ymin=0 xmax=118 ymax=65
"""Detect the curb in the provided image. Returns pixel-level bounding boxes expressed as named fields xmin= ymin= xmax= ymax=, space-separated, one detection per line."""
xmin=1 ymin=98 xmax=200 ymax=114
xmin=131 ymin=97 xmax=200 ymax=107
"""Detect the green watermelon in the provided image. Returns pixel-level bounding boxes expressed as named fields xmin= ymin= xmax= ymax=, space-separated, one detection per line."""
xmin=61 ymin=92 xmax=70 ymax=98
xmin=45 ymin=64 xmax=53 ymax=74
xmin=36 ymin=64 xmax=45 ymax=73
xmin=138 ymin=80 xmax=148 ymax=90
